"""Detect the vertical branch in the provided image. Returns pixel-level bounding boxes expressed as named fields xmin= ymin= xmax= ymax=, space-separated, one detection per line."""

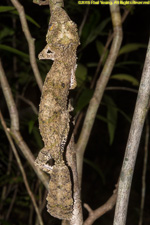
xmin=113 ymin=37 xmax=150 ymax=225
xmin=76 ymin=1 xmax=123 ymax=187
xmin=10 ymin=0 xmax=43 ymax=92
xmin=66 ymin=135 xmax=83 ymax=225
xmin=78 ymin=6 xmax=89 ymax=36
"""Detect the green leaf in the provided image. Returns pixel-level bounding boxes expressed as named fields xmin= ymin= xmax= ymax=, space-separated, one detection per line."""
xmin=104 ymin=95 xmax=118 ymax=145
xmin=115 ymin=61 xmax=142 ymax=66
xmin=96 ymin=114 xmax=111 ymax=124
xmin=32 ymin=127 xmax=43 ymax=149
xmin=28 ymin=120 xmax=35 ymax=134
xmin=0 ymin=6 xmax=40 ymax=27
xmin=0 ymin=44 xmax=29 ymax=60
xmin=11 ymin=11 xmax=40 ymax=28
xmin=86 ymin=62 xmax=98 ymax=68
xmin=0 ymin=6 xmax=15 ymax=13
xmin=0 ymin=219 xmax=12 ymax=225
xmin=0 ymin=175 xmax=23 ymax=185
xmin=96 ymin=40 xmax=108 ymax=64
xmin=76 ymin=63 xmax=87 ymax=87
xmin=115 ymin=61 xmax=142 ymax=69
xmin=84 ymin=158 xmax=105 ymax=184
xmin=18 ymin=72 xmax=32 ymax=85
xmin=111 ymin=74 xmax=139 ymax=86
xmin=0 ymin=175 xmax=12 ymax=186
xmin=117 ymin=108 xmax=131 ymax=123
xmin=81 ymin=10 xmax=101 ymax=41
xmin=75 ymin=89 xmax=93 ymax=113
xmin=81 ymin=17 xmax=111 ymax=49
xmin=119 ymin=43 xmax=146 ymax=55
xmin=0 ymin=27 xmax=14 ymax=40
xmin=96 ymin=41 xmax=104 ymax=55
xmin=97 ymin=104 xmax=131 ymax=123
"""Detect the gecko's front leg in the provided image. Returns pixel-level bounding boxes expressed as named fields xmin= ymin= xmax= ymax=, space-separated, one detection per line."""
xmin=38 ymin=44 xmax=55 ymax=60
xmin=35 ymin=147 xmax=53 ymax=174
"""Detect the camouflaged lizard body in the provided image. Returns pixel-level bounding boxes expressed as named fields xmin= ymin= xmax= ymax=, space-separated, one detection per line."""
xmin=47 ymin=162 xmax=73 ymax=220
xmin=35 ymin=0 xmax=79 ymax=220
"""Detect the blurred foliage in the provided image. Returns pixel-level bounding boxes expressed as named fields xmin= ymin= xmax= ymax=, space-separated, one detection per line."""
xmin=0 ymin=1 xmax=149 ymax=224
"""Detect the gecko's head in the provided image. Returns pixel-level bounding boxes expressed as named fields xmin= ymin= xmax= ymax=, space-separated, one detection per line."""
xmin=49 ymin=0 xmax=64 ymax=10
xmin=46 ymin=21 xmax=79 ymax=53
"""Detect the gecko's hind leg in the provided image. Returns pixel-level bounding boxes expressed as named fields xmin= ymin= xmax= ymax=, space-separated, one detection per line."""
xmin=35 ymin=147 xmax=53 ymax=174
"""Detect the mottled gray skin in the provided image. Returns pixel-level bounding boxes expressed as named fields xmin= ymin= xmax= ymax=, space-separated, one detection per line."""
xmin=47 ymin=162 xmax=73 ymax=220
xmin=34 ymin=2 xmax=79 ymax=220
xmin=35 ymin=6 xmax=79 ymax=171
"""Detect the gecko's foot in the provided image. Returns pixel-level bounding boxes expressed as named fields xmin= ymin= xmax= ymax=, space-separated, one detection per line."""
xmin=35 ymin=160 xmax=53 ymax=174
xmin=38 ymin=44 xmax=55 ymax=60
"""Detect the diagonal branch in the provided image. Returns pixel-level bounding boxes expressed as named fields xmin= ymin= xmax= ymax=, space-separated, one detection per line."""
xmin=10 ymin=0 xmax=43 ymax=92
xmin=90 ymin=5 xmax=133 ymax=89
xmin=33 ymin=0 xmax=49 ymax=5
xmin=84 ymin=186 xmax=117 ymax=225
xmin=76 ymin=0 xmax=123 ymax=187
xmin=0 ymin=60 xmax=48 ymax=190
xmin=17 ymin=95 xmax=38 ymax=115
xmin=0 ymin=111 xmax=43 ymax=225
xmin=113 ymin=36 xmax=150 ymax=225
xmin=74 ymin=5 xmax=132 ymax=135
xmin=138 ymin=118 xmax=149 ymax=225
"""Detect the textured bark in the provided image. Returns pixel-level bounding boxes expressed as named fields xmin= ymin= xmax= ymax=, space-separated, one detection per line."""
xmin=113 ymin=37 xmax=150 ymax=225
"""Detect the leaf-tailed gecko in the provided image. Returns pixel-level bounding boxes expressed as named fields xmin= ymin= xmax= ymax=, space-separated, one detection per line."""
xmin=34 ymin=0 xmax=80 ymax=220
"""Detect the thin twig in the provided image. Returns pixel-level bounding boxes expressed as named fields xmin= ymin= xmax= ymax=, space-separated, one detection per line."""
xmin=106 ymin=86 xmax=138 ymax=93
xmin=84 ymin=186 xmax=117 ymax=225
xmin=121 ymin=5 xmax=133 ymax=23
xmin=35 ymin=181 xmax=44 ymax=225
xmin=74 ymin=84 xmax=138 ymax=137
xmin=10 ymin=0 xmax=43 ymax=92
xmin=78 ymin=6 xmax=89 ymax=37
xmin=90 ymin=31 xmax=113 ymax=89
xmin=74 ymin=5 xmax=133 ymax=139
xmin=17 ymin=95 xmax=38 ymax=115
xmin=0 ymin=60 xmax=48 ymax=189
xmin=138 ymin=118 xmax=149 ymax=225
xmin=74 ymin=110 xmax=84 ymax=137
xmin=76 ymin=0 xmax=123 ymax=187
xmin=0 ymin=148 xmax=13 ymax=213
xmin=90 ymin=5 xmax=133 ymax=89
xmin=66 ymin=135 xmax=83 ymax=225
xmin=40 ymin=189 xmax=47 ymax=213
xmin=29 ymin=200 xmax=34 ymax=225
xmin=5 ymin=185 xmax=18 ymax=220
xmin=113 ymin=37 xmax=150 ymax=225
xmin=0 ymin=111 xmax=44 ymax=225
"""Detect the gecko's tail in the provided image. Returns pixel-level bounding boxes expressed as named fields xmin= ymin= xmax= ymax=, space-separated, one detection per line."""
xmin=47 ymin=163 xmax=73 ymax=220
